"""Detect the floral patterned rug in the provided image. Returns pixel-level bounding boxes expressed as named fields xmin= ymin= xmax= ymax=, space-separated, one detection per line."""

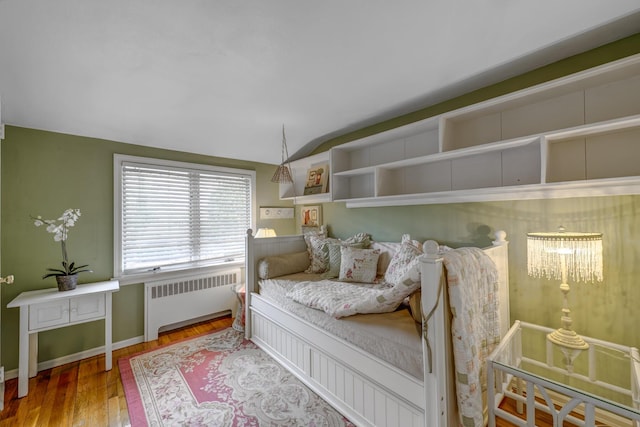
xmin=119 ymin=327 xmax=355 ymax=426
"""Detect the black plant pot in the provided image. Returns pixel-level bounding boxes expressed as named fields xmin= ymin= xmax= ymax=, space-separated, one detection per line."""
xmin=56 ymin=274 xmax=78 ymax=291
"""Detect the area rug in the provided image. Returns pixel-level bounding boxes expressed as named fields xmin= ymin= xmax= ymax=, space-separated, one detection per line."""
xmin=119 ymin=327 xmax=355 ymax=426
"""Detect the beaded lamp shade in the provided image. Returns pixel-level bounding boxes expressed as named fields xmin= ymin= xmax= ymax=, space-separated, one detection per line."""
xmin=255 ymin=228 xmax=277 ymax=238
xmin=527 ymin=226 xmax=603 ymax=355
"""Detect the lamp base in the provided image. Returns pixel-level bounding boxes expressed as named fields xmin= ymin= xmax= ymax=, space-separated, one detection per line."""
xmin=547 ymin=328 xmax=589 ymax=350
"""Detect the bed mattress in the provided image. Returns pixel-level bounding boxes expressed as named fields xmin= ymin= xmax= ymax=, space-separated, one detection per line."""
xmin=259 ymin=273 xmax=424 ymax=379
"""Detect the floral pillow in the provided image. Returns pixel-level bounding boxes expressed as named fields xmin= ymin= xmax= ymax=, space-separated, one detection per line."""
xmin=323 ymin=240 xmax=370 ymax=279
xmin=339 ymin=247 xmax=380 ymax=283
xmin=303 ymin=226 xmax=328 ymax=273
xmin=384 ymin=240 xmax=422 ymax=285
xmin=305 ymin=231 xmax=371 ymax=274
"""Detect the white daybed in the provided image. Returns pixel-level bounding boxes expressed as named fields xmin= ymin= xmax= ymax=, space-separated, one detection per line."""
xmin=244 ymin=229 xmax=510 ymax=427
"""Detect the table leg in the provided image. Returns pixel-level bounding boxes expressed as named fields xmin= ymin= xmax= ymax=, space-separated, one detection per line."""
xmin=17 ymin=307 xmax=29 ymax=397
xmin=28 ymin=333 xmax=37 ymax=377
xmin=105 ymin=292 xmax=112 ymax=371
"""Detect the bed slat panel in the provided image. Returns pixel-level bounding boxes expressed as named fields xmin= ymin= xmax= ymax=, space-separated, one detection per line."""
xmin=251 ymin=308 xmax=425 ymax=427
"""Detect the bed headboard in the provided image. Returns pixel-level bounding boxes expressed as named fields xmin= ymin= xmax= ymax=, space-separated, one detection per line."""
xmin=244 ymin=230 xmax=308 ymax=337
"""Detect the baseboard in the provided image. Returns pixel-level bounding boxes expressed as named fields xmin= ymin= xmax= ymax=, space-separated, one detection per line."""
xmin=3 ymin=335 xmax=144 ymax=381
xmin=3 ymin=312 xmax=234 ymax=381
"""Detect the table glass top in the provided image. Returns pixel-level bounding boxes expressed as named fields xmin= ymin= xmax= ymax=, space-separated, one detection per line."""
xmin=491 ymin=321 xmax=640 ymax=419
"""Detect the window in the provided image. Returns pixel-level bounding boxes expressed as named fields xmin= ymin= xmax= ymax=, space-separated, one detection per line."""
xmin=114 ymin=154 xmax=255 ymax=279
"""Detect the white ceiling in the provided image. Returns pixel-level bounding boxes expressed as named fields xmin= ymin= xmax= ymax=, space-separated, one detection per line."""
xmin=1 ymin=1 xmax=639 ymax=165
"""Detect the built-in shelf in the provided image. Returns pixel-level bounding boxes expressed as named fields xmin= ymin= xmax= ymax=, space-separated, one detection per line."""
xmin=279 ymin=152 xmax=332 ymax=204
xmin=281 ymin=54 xmax=640 ymax=207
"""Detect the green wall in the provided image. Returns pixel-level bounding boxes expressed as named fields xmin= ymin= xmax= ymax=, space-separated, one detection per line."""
xmin=0 ymin=127 xmax=293 ymax=371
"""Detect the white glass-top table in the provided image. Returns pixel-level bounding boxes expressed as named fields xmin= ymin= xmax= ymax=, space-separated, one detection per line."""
xmin=487 ymin=320 xmax=640 ymax=427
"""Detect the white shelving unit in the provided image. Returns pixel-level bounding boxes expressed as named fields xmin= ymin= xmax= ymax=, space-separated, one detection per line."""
xmin=279 ymin=151 xmax=332 ymax=205
xmin=281 ymin=54 xmax=640 ymax=207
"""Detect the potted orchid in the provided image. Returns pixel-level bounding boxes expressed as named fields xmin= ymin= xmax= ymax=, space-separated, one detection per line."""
xmin=33 ymin=208 xmax=91 ymax=291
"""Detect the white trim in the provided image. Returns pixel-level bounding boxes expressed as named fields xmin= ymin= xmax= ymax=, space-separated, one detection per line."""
xmin=3 ymin=335 xmax=144 ymax=381
xmin=113 ymin=153 xmax=256 ymax=279
xmin=113 ymin=259 xmax=244 ymax=286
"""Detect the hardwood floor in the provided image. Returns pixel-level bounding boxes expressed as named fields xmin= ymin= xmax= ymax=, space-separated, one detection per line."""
xmin=0 ymin=314 xmax=555 ymax=427
xmin=0 ymin=315 xmax=234 ymax=427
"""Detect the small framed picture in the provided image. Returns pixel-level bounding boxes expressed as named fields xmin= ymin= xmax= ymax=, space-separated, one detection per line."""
xmin=301 ymin=205 xmax=322 ymax=227
xmin=303 ymin=164 xmax=329 ymax=195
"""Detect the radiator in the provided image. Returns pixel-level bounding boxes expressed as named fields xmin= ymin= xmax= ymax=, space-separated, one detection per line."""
xmin=144 ymin=268 xmax=241 ymax=341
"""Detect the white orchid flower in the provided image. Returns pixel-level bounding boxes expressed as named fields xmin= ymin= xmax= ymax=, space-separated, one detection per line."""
xmin=31 ymin=209 xmax=90 ymax=279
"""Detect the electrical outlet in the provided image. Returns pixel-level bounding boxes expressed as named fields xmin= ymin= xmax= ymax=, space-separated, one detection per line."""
xmin=0 ymin=366 xmax=4 ymax=383
xmin=0 ymin=123 xmax=4 ymax=140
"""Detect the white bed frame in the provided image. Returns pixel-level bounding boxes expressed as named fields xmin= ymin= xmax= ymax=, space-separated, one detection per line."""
xmin=244 ymin=229 xmax=510 ymax=427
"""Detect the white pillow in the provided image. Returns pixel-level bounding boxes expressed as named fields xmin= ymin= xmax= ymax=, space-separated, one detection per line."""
xmin=339 ymin=247 xmax=380 ymax=283
xmin=370 ymin=241 xmax=402 ymax=276
xmin=384 ymin=241 xmax=421 ymax=285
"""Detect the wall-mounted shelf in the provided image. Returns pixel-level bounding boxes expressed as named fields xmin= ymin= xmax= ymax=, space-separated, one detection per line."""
xmin=278 ymin=151 xmax=332 ymax=205
xmin=281 ymin=54 xmax=640 ymax=207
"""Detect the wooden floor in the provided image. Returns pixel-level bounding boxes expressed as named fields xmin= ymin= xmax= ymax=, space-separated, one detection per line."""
xmin=0 ymin=315 xmax=555 ymax=427
xmin=0 ymin=315 xmax=234 ymax=427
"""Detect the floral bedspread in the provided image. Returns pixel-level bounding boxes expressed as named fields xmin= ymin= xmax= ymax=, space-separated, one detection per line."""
xmin=443 ymin=247 xmax=500 ymax=427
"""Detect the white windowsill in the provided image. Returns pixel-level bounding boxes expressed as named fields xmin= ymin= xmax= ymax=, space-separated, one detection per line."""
xmin=113 ymin=259 xmax=245 ymax=286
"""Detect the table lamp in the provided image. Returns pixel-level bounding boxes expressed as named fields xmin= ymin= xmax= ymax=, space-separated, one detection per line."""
xmin=255 ymin=228 xmax=277 ymax=238
xmin=527 ymin=226 xmax=603 ymax=352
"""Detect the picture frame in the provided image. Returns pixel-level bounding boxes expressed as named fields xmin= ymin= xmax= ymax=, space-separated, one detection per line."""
xmin=303 ymin=163 xmax=329 ymax=195
xmin=301 ymin=205 xmax=322 ymax=227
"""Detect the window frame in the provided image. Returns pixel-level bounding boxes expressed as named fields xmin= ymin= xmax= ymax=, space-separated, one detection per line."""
xmin=113 ymin=154 xmax=256 ymax=285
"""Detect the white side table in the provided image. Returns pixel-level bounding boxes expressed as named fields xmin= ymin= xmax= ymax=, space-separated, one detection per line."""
xmin=7 ymin=280 xmax=119 ymax=398
xmin=487 ymin=320 xmax=640 ymax=426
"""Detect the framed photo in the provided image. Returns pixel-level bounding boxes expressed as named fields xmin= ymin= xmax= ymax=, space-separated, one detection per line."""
xmin=301 ymin=205 xmax=322 ymax=227
xmin=303 ymin=163 xmax=329 ymax=195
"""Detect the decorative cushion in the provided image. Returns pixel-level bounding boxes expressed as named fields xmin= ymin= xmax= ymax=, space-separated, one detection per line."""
xmin=370 ymin=241 xmax=402 ymax=276
xmin=338 ymin=247 xmax=380 ymax=283
xmin=323 ymin=241 xmax=368 ymax=279
xmin=384 ymin=240 xmax=422 ymax=285
xmin=305 ymin=231 xmax=371 ymax=274
xmin=303 ymin=225 xmax=327 ymax=273
xmin=372 ymin=234 xmax=421 ymax=276
xmin=258 ymin=251 xmax=310 ymax=279
xmin=305 ymin=235 xmax=337 ymax=273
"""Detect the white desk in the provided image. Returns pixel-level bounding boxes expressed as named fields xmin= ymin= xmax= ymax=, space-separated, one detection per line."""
xmin=7 ymin=280 xmax=119 ymax=397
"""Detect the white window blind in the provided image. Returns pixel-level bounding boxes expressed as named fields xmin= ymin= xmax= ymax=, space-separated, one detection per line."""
xmin=115 ymin=155 xmax=254 ymax=277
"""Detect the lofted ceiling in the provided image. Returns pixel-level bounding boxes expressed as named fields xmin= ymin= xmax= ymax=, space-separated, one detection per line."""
xmin=0 ymin=1 xmax=639 ymax=165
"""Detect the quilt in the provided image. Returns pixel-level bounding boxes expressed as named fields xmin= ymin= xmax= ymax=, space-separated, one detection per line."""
xmin=443 ymin=247 xmax=500 ymax=427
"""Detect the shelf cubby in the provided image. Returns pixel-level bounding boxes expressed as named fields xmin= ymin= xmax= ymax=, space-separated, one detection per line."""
xmin=545 ymin=116 xmax=640 ymax=183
